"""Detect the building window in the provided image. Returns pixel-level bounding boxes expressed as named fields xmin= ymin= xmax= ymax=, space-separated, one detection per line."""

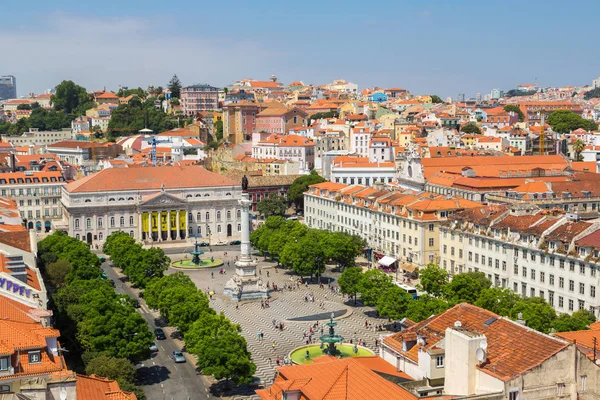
xmin=580 ymin=283 xmax=585 ymax=295
xmin=217 ymin=225 xmax=222 ymax=233
xmin=110 ymin=217 xmax=115 ymax=227
xmin=428 ymin=224 xmax=434 ymax=232
xmin=86 ymin=218 xmax=91 ymax=229
xmin=237 ymin=209 xmax=241 ymax=219
xmin=28 ymin=351 xmax=41 ymax=364
xmin=428 ymin=238 xmax=434 ymax=247
xmin=435 ymin=355 xmax=444 ymax=368
xmin=98 ymin=218 xmax=103 ymax=228
xmin=509 ymin=389 xmax=519 ymax=400
xmin=559 ymin=296 xmax=564 ymax=308
xmin=197 ymin=212 xmax=201 ymax=222
xmin=0 ymin=385 xmax=10 ymax=393
xmin=206 ymin=212 xmax=210 ymax=221
xmin=568 ymin=299 xmax=574 ymax=311
xmin=99 ymin=232 xmax=103 ymax=241
xmin=559 ymin=277 xmax=564 ymax=289
xmin=0 ymin=357 xmax=8 ymax=371
xmin=581 ymin=375 xmax=587 ymax=392
xmin=120 ymin=217 xmax=125 ymax=227
xmin=217 ymin=211 xmax=222 ymax=221
xmin=74 ymin=219 xmax=80 ymax=229
xmin=227 ymin=210 xmax=232 ymax=220
xmin=569 ymin=280 xmax=574 ymax=292
xmin=130 ymin=216 xmax=134 ymax=226
xmin=591 ymin=285 xmax=596 ymax=298
xmin=238 ymin=224 xmax=241 ymax=232
xmin=130 ymin=231 xmax=134 ymax=237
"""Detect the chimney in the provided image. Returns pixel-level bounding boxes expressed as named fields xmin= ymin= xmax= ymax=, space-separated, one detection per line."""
xmin=444 ymin=325 xmax=487 ymax=396
xmin=10 ymin=153 xmax=16 ymax=173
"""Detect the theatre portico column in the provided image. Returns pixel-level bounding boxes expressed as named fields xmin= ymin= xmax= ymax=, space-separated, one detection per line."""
xmin=138 ymin=212 xmax=143 ymax=241
xmin=158 ymin=210 xmax=162 ymax=241
xmin=167 ymin=210 xmax=172 ymax=241
xmin=176 ymin=210 xmax=181 ymax=240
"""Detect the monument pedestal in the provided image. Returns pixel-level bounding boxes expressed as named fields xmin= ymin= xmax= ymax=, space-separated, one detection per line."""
xmin=224 ymin=191 xmax=269 ymax=302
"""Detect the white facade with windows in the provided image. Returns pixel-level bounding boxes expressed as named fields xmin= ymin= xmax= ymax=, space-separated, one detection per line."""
xmin=439 ymin=204 xmax=600 ymax=317
xmin=60 ymin=166 xmax=244 ymax=246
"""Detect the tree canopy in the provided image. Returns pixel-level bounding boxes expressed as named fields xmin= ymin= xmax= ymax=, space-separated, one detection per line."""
xmin=547 ymin=110 xmax=598 ymax=134
xmin=107 ymin=97 xmax=177 ymax=138
xmin=584 ymin=87 xmax=600 ymax=100
xmin=168 ymin=74 xmax=182 ymax=99
xmin=429 ymin=95 xmax=444 ymax=104
xmin=256 ymin=194 xmax=287 ymax=217
xmin=287 ymin=171 xmax=326 ymax=209
xmin=460 ymin=123 xmax=481 ymax=134
xmin=52 ymin=80 xmax=95 ymax=115
xmin=338 ymin=267 xmax=363 ymax=304
xmin=418 ymin=263 xmax=448 ymax=297
xmin=309 ymin=111 xmax=339 ymax=120
xmin=503 ymin=105 xmax=525 ymax=121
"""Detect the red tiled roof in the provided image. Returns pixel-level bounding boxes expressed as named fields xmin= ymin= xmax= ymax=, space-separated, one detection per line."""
xmin=76 ymin=374 xmax=137 ymax=399
xmin=65 ymin=165 xmax=238 ymax=193
xmin=382 ymin=303 xmax=568 ymax=382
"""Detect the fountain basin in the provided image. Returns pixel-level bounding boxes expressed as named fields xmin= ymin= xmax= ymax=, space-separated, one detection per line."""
xmin=289 ymin=344 xmax=374 ymax=365
xmin=171 ymin=259 xmax=223 ymax=269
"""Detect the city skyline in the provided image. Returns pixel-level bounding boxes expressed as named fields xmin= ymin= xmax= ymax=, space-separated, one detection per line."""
xmin=3 ymin=0 xmax=599 ymax=97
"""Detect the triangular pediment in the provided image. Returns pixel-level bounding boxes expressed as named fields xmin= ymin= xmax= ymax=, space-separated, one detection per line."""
xmin=140 ymin=192 xmax=186 ymax=206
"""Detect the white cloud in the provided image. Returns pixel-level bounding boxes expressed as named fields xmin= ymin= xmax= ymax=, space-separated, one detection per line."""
xmin=1 ymin=13 xmax=285 ymax=94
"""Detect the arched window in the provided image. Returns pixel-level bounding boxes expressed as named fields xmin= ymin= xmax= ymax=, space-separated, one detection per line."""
xmin=197 ymin=226 xmax=201 ymax=235
xmin=74 ymin=219 xmax=80 ymax=229
xmin=237 ymin=209 xmax=241 ymax=219
xmin=86 ymin=218 xmax=91 ymax=229
xmin=206 ymin=212 xmax=210 ymax=221
xmin=217 ymin=225 xmax=222 ymax=233
xmin=118 ymin=198 xmax=125 ymax=201
xmin=110 ymin=217 xmax=115 ymax=227
xmin=75 ymin=234 xmax=80 ymax=240
xmin=84 ymin=199 xmax=91 ymax=203
xmin=99 ymin=232 xmax=103 ymax=240
xmin=238 ymin=224 xmax=241 ymax=232
xmin=217 ymin=211 xmax=221 ymax=221
xmin=129 ymin=216 xmax=134 ymax=226
xmin=98 ymin=218 xmax=103 ymax=228
xmin=227 ymin=210 xmax=231 ymax=220
xmin=120 ymin=217 xmax=125 ymax=226
xmin=127 ymin=197 xmax=134 ymax=200
xmin=196 ymin=212 xmax=201 ymax=222
xmin=188 ymin=212 xmax=193 ymax=222
xmin=130 ymin=231 xmax=134 ymax=237
xmin=109 ymin=198 xmax=115 ymax=202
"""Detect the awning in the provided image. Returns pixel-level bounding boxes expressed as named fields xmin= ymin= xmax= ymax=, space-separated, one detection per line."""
xmin=378 ymin=256 xmax=397 ymax=267
xmin=401 ymin=263 xmax=417 ymax=273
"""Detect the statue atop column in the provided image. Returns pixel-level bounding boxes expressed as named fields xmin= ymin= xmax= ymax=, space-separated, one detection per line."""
xmin=224 ymin=189 xmax=268 ymax=302
xmin=241 ymin=175 xmax=249 ymax=192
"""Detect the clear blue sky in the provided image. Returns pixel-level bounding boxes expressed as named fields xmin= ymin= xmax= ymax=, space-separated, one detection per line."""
xmin=3 ymin=0 xmax=599 ymax=98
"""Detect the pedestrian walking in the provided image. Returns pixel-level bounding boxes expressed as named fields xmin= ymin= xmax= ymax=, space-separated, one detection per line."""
xmin=272 ymin=341 xmax=276 ymax=349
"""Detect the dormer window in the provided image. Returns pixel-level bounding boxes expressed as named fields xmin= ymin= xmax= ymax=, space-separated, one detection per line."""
xmin=28 ymin=351 xmax=41 ymax=364
xmin=0 ymin=356 xmax=8 ymax=371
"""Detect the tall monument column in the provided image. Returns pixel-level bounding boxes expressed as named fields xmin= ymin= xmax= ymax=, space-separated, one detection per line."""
xmin=224 ymin=177 xmax=269 ymax=302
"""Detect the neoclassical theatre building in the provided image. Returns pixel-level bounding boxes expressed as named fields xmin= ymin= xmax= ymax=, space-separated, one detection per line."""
xmin=60 ymin=165 xmax=243 ymax=246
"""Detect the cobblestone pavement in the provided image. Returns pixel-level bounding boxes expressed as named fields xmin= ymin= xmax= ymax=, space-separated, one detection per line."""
xmin=175 ymin=251 xmax=394 ymax=400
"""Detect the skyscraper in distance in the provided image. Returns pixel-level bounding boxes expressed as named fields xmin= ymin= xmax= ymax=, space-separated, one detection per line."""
xmin=0 ymin=76 xmax=17 ymax=100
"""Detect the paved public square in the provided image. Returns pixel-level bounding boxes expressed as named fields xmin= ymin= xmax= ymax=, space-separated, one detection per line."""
xmin=171 ymin=248 xmax=395 ymax=396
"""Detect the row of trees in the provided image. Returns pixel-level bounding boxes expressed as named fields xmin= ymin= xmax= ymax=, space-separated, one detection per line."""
xmin=107 ymin=97 xmax=179 ymax=139
xmin=104 ymin=232 xmax=170 ymax=288
xmin=105 ymin=232 xmax=256 ymax=385
xmin=39 ymin=232 xmax=151 ymax=398
xmin=250 ymin=216 xmax=365 ymax=280
xmin=338 ymin=264 xmax=596 ymax=334
xmin=547 ymin=109 xmax=598 ymax=134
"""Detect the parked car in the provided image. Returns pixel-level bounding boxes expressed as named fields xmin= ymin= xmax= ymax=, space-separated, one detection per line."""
xmin=99 ymin=257 xmax=106 ymax=263
xmin=149 ymin=342 xmax=159 ymax=352
xmin=101 ymin=273 xmax=108 ymax=280
xmin=198 ymin=242 xmax=210 ymax=247
xmin=172 ymin=351 xmax=186 ymax=363
xmin=154 ymin=328 xmax=166 ymax=340
xmin=109 ymin=279 xmax=116 ymax=287
xmin=133 ymin=300 xmax=141 ymax=308
xmin=229 ymin=240 xmax=241 ymax=245
xmin=214 ymin=240 xmax=228 ymax=246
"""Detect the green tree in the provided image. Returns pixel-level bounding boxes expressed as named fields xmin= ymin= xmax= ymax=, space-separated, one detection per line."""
xmin=357 ymin=269 xmax=394 ymax=306
xmin=280 ymin=229 xmax=326 ymax=280
xmin=338 ymin=267 xmax=363 ymax=304
xmin=551 ymin=309 xmax=596 ymax=332
xmin=168 ymin=74 xmax=182 ymax=99
xmin=474 ymin=287 xmax=520 ymax=316
xmin=460 ymin=123 xmax=481 ymax=134
xmin=17 ymin=103 xmax=32 ymax=110
xmin=429 ymin=95 xmax=444 ymax=104
xmin=107 ymin=98 xmax=177 ymax=137
xmin=584 ymin=87 xmax=600 ymax=100
xmin=46 ymin=259 xmax=72 ymax=288
xmin=405 ymin=294 xmax=451 ymax=322
xmin=323 ymin=232 xmax=364 ymax=270
xmin=52 ymin=80 xmax=94 ymax=115
xmin=287 ymin=170 xmax=326 ymax=209
xmin=85 ymin=355 xmax=136 ymax=383
xmin=573 ymin=139 xmax=585 ymax=161
xmin=309 ymin=111 xmax=339 ymax=120
xmin=510 ymin=297 xmax=557 ymax=334
xmin=503 ymin=105 xmax=525 ymax=121
xmin=214 ymin=120 xmax=224 ymax=140
xmin=377 ymin=285 xmax=413 ymax=320
xmin=443 ymin=271 xmax=491 ymax=304
xmin=257 ymin=195 xmax=287 ymax=217
xmin=418 ymin=263 xmax=448 ymax=297
xmin=185 ymin=313 xmax=255 ymax=385
xmin=547 ymin=110 xmax=598 ymax=134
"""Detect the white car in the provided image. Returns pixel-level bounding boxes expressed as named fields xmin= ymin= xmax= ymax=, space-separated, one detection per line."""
xmin=214 ymin=240 xmax=228 ymax=246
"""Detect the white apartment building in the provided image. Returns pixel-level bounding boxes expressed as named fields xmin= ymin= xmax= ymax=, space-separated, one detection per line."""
xmin=368 ymin=136 xmax=393 ymax=162
xmin=2 ymin=128 xmax=73 ymax=147
xmin=439 ymin=203 xmax=600 ymax=317
xmin=0 ymin=171 xmax=66 ymax=231
xmin=251 ymin=134 xmax=315 ymax=173
xmin=330 ymin=157 xmax=396 ymax=186
xmin=60 ymin=165 xmax=243 ymax=247
xmin=304 ymin=182 xmax=480 ymax=268
xmin=350 ymin=127 xmax=371 ymax=156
